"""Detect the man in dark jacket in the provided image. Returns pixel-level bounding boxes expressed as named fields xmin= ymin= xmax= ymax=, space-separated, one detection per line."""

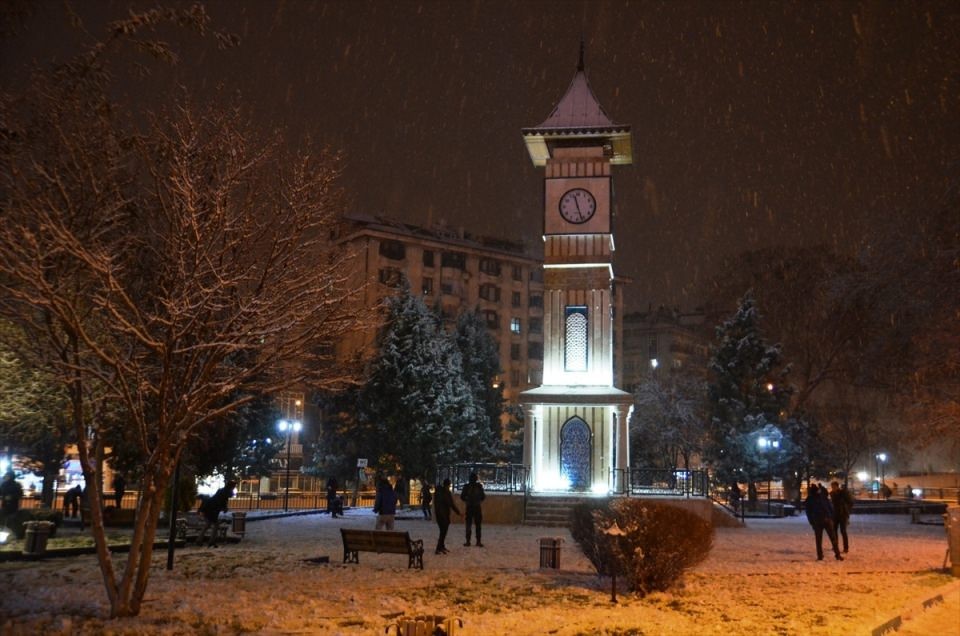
xmin=0 ymin=471 xmax=23 ymax=517
xmin=829 ymin=481 xmax=854 ymax=553
xmin=198 ymin=481 xmax=236 ymax=547
xmin=433 ymin=478 xmax=460 ymax=554
xmin=460 ymin=472 xmax=486 ymax=547
xmin=805 ymin=484 xmax=842 ymax=560
xmin=373 ymin=476 xmax=398 ymax=530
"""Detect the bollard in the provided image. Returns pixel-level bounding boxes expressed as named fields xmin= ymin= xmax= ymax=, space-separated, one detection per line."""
xmin=231 ymin=511 xmax=247 ymax=537
xmin=946 ymin=506 xmax=960 ymax=577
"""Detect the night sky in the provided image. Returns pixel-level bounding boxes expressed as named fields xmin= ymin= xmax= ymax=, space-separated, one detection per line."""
xmin=3 ymin=1 xmax=957 ymax=311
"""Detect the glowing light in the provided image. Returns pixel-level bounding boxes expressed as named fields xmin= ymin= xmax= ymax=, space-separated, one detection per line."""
xmin=650 ymin=358 xmax=658 ymax=369
xmin=856 ymin=471 xmax=869 ymax=482
xmin=591 ymin=483 xmax=609 ymax=494
xmin=0 ymin=530 xmax=9 ymax=544
xmin=537 ymin=472 xmax=571 ymax=491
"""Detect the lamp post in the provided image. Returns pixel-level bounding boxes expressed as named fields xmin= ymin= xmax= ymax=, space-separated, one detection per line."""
xmin=758 ymin=435 xmax=780 ymax=515
xmin=603 ymin=520 xmax=626 ymax=603
xmin=875 ymin=452 xmax=887 ymax=499
xmin=278 ymin=419 xmax=302 ymax=512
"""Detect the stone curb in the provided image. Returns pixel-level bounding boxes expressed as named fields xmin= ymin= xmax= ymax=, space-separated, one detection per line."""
xmin=870 ymin=578 xmax=960 ymax=636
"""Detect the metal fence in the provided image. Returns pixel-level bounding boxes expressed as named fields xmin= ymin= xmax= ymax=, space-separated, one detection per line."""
xmin=435 ymin=463 xmax=529 ymax=493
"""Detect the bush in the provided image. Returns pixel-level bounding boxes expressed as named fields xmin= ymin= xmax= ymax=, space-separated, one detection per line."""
xmin=570 ymin=498 xmax=714 ymax=597
xmin=1 ymin=508 xmax=64 ymax=540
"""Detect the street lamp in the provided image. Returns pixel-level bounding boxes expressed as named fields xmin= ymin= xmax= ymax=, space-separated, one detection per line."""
xmin=758 ymin=435 xmax=781 ymax=515
xmin=278 ymin=419 xmax=302 ymax=512
xmin=603 ymin=520 xmax=626 ymax=603
xmin=875 ymin=452 xmax=887 ymax=499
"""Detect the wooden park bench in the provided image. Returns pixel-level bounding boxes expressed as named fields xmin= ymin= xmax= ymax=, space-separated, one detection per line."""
xmin=340 ymin=528 xmax=424 ymax=569
xmin=175 ymin=511 xmax=229 ymax=543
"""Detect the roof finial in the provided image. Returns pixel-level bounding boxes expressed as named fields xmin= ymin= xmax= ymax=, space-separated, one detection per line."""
xmin=578 ymin=39 xmax=585 ymax=72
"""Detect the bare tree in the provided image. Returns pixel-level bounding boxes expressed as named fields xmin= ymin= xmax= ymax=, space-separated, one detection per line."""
xmin=631 ymin=370 xmax=707 ymax=470
xmin=0 ymin=9 xmax=370 ymax=617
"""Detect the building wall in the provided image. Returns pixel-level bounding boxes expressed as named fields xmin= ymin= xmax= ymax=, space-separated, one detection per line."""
xmin=334 ymin=215 xmax=545 ymax=413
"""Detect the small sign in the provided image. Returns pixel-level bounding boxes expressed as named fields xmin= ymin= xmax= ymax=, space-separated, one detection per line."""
xmin=357 ymin=458 xmax=368 ymax=468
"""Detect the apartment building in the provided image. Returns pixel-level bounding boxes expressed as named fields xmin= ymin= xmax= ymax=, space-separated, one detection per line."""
xmin=333 ymin=212 xmax=545 ymax=409
xmin=620 ymin=306 xmax=711 ymax=392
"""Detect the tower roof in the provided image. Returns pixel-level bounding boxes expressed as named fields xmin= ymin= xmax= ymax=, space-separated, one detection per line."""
xmin=522 ymin=45 xmax=632 ymax=166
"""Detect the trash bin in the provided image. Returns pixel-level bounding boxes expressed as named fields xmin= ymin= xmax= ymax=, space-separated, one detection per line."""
xmin=23 ymin=520 xmax=55 ymax=556
xmin=539 ymin=537 xmax=562 ymax=569
xmin=946 ymin=506 xmax=960 ymax=577
xmin=231 ymin=511 xmax=247 ymax=537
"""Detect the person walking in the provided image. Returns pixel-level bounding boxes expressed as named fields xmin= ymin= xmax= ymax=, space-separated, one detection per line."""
xmin=460 ymin=472 xmax=486 ymax=547
xmin=829 ymin=481 xmax=854 ymax=553
xmin=63 ymin=484 xmax=82 ymax=518
xmin=0 ymin=471 xmax=23 ymax=517
xmin=112 ymin=473 xmax=126 ymax=509
xmin=433 ymin=478 xmax=460 ymax=554
xmin=373 ymin=475 xmax=398 ymax=530
xmin=394 ymin=473 xmax=408 ymax=511
xmin=420 ymin=481 xmax=433 ymax=520
xmin=197 ymin=480 xmax=236 ymax=548
xmin=805 ymin=484 xmax=842 ymax=561
xmin=326 ymin=477 xmax=340 ymax=518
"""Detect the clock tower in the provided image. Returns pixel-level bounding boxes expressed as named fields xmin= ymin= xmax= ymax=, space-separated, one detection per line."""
xmin=519 ymin=46 xmax=634 ymax=493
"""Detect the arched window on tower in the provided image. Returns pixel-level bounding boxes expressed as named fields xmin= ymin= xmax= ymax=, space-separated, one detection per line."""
xmin=565 ymin=306 xmax=588 ymax=372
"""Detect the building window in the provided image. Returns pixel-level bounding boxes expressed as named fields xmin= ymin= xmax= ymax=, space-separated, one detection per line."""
xmin=441 ymin=281 xmax=454 ymax=295
xmin=511 ymin=291 xmax=521 ymax=307
xmin=423 ymin=250 xmax=435 ymax=267
xmin=479 ymin=258 xmax=501 ymax=276
xmin=511 ymin=369 xmax=521 ymax=386
xmin=529 ymin=293 xmax=543 ymax=308
xmin=422 ymin=278 xmax=434 ymax=295
xmin=528 ymin=342 xmax=543 ymax=360
xmin=512 ymin=265 xmax=523 ymax=281
xmin=648 ymin=336 xmax=658 ymax=358
xmin=511 ymin=343 xmax=520 ymax=360
xmin=564 ymin=306 xmax=588 ymax=371
xmin=441 ymin=251 xmax=466 ymax=270
xmin=379 ymin=240 xmax=406 ymax=261
xmin=483 ymin=310 xmax=499 ymax=329
xmin=529 ymin=318 xmax=542 ymax=334
xmin=529 ymin=269 xmax=543 ymax=283
xmin=510 ymin=317 xmax=521 ymax=334
xmin=479 ymin=283 xmax=500 ymax=302
xmin=528 ymin=368 xmax=542 ymax=385
xmin=378 ymin=267 xmax=403 ymax=287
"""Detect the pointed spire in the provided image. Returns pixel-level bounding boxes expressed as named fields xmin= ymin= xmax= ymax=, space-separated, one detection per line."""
xmin=577 ymin=39 xmax=585 ymax=72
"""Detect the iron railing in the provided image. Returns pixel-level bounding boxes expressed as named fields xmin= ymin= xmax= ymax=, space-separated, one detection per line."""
xmin=435 ymin=463 xmax=529 ymax=493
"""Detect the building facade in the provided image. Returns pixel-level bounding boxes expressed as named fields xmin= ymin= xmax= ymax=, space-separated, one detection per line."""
xmin=333 ymin=213 xmax=545 ymax=410
xmin=621 ymin=306 xmax=711 ymax=392
xmin=519 ymin=50 xmax=634 ymax=493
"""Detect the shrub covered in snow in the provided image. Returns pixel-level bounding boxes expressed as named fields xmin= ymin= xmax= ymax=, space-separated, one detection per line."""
xmin=570 ymin=498 xmax=714 ymax=596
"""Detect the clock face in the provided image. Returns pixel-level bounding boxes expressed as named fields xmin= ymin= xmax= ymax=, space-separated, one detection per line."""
xmin=558 ymin=188 xmax=597 ymax=224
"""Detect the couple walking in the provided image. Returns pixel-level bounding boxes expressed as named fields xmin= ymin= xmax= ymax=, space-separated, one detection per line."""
xmin=434 ymin=473 xmax=485 ymax=554
xmin=805 ymin=481 xmax=853 ymax=560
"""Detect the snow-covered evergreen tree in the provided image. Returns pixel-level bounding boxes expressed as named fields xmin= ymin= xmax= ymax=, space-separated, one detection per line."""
xmin=454 ymin=308 xmax=504 ymax=455
xmin=705 ymin=292 xmax=793 ymax=484
xmin=359 ymin=286 xmax=487 ymax=478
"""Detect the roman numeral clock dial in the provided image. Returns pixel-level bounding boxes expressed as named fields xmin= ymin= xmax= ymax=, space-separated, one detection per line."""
xmin=558 ymin=188 xmax=597 ymax=224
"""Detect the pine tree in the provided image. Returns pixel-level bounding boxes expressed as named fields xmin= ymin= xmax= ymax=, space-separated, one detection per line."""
xmin=454 ymin=308 xmax=504 ymax=456
xmin=705 ymin=292 xmax=793 ymax=485
xmin=358 ymin=286 xmax=487 ymax=478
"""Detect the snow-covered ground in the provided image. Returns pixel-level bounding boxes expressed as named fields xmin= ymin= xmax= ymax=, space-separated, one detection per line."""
xmin=1 ymin=508 xmax=957 ymax=635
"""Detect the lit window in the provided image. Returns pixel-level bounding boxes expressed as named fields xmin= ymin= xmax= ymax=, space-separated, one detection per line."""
xmin=510 ymin=317 xmax=521 ymax=334
xmin=422 ymin=278 xmax=434 ymax=295
xmin=565 ymin=306 xmax=588 ymax=372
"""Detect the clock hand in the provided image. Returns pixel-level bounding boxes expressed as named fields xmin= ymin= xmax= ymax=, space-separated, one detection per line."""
xmin=574 ymin=197 xmax=583 ymax=220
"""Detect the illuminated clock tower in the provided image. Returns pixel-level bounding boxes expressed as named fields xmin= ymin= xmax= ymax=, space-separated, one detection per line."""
xmin=519 ymin=46 xmax=633 ymax=493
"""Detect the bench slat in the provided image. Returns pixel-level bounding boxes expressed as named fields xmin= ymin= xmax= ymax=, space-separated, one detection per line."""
xmin=341 ymin=529 xmax=424 ymax=569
